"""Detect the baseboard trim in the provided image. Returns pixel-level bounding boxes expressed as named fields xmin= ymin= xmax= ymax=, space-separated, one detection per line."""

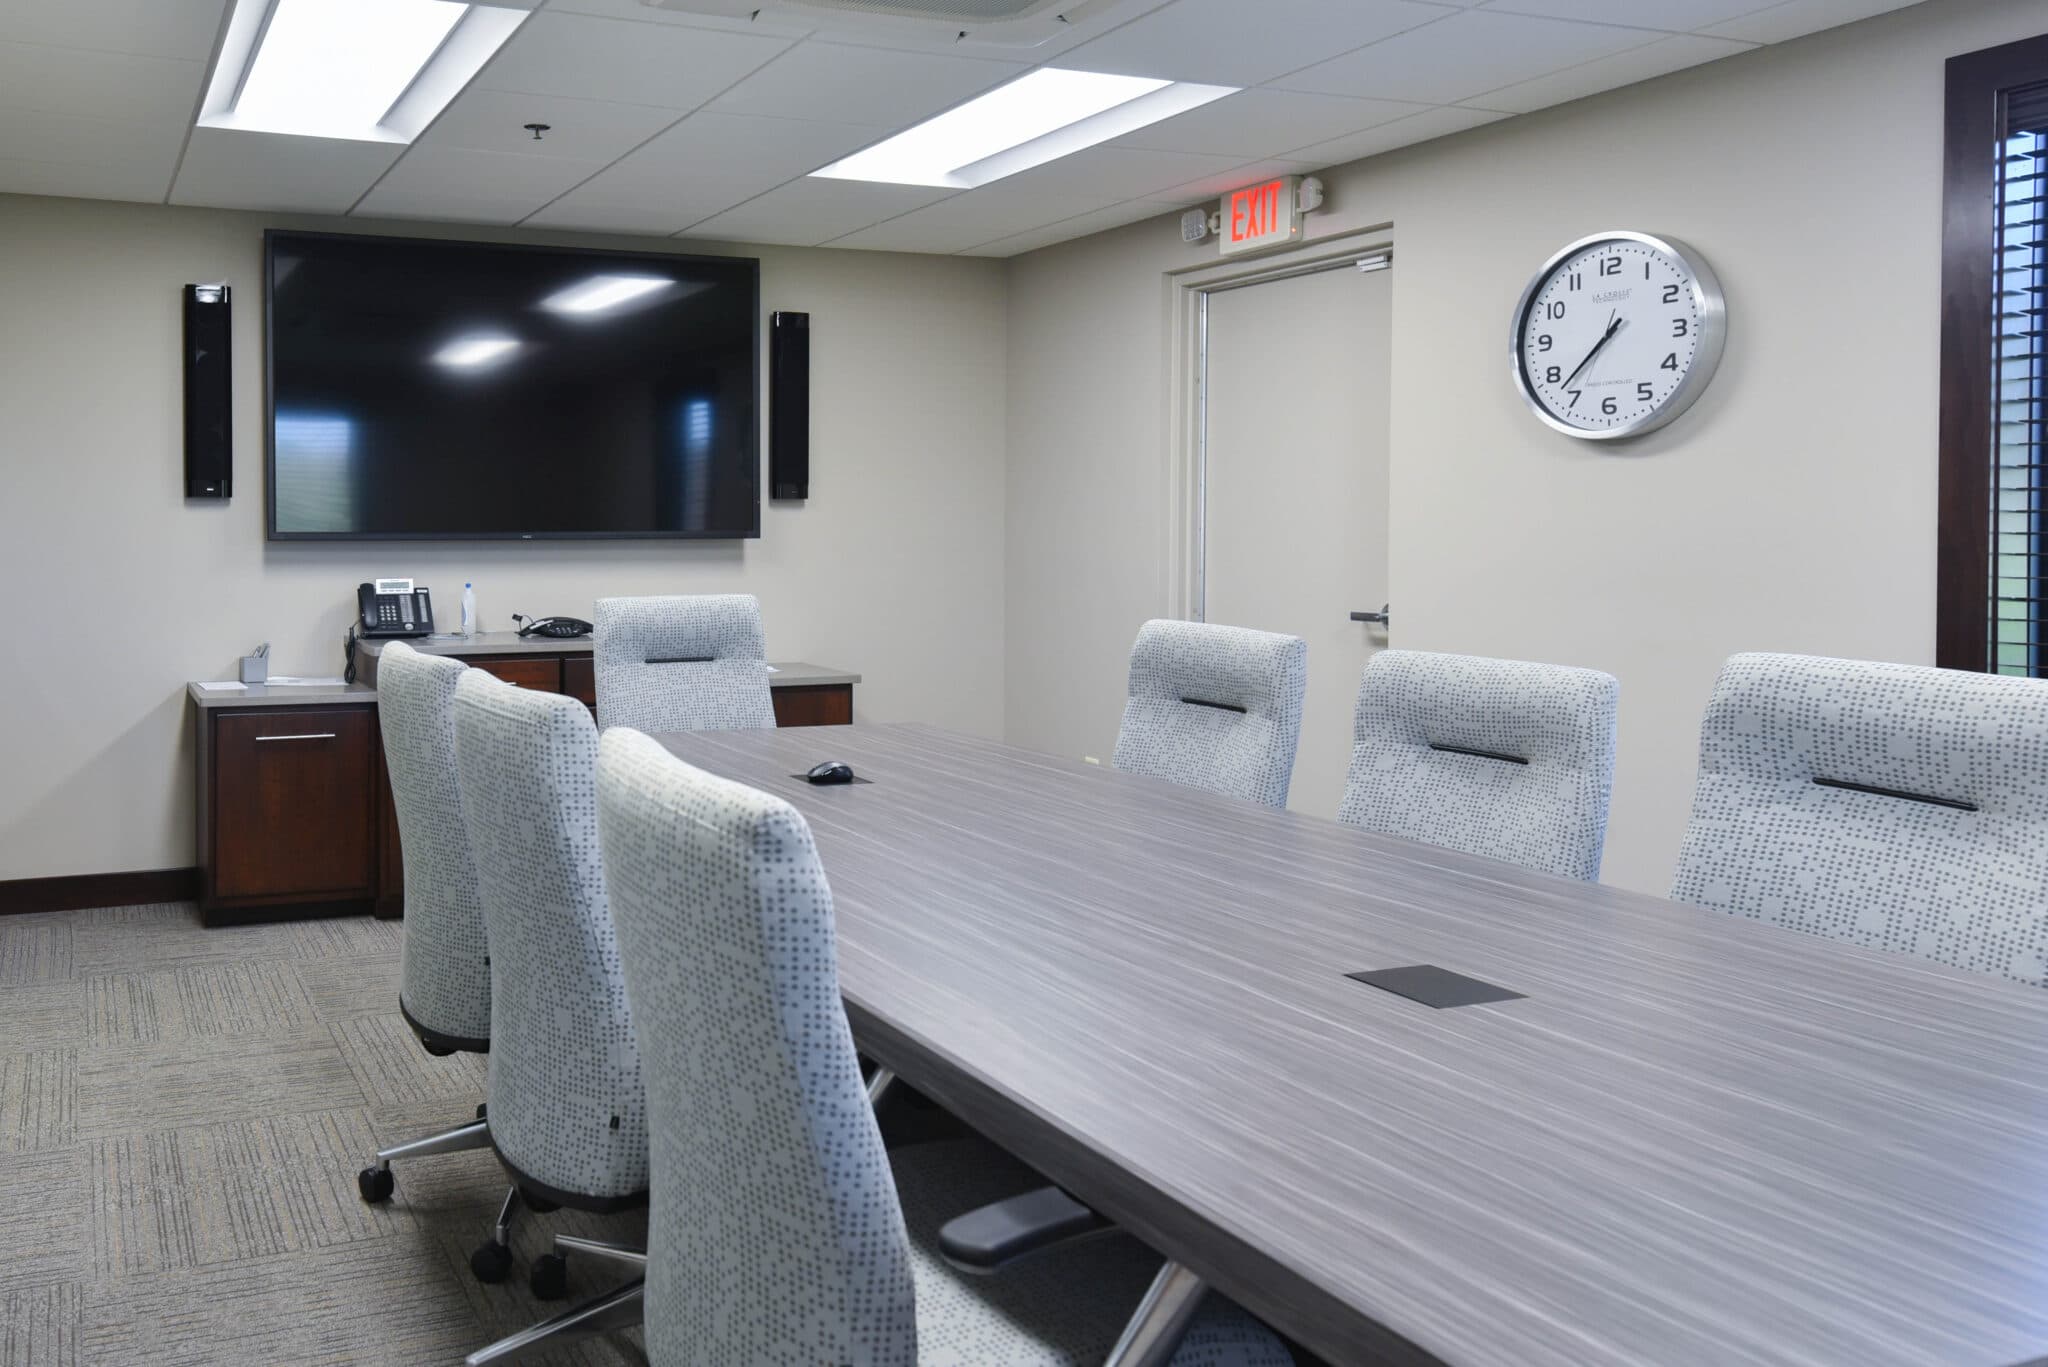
xmin=0 ymin=867 xmax=201 ymax=916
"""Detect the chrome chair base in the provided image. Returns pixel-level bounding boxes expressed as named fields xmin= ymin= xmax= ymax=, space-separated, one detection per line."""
xmin=357 ymin=1117 xmax=491 ymax=1204
xmin=1105 ymin=1261 xmax=1210 ymax=1367
xmin=463 ymin=1277 xmax=645 ymax=1365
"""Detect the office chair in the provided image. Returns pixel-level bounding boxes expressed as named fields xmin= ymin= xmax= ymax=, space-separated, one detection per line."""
xmin=1672 ymin=652 xmax=2048 ymax=984
xmin=569 ymin=725 xmax=1292 ymax=1367
xmin=451 ymin=671 xmax=648 ymax=1312
xmin=1337 ymin=649 xmax=1619 ymax=881
xmin=592 ymin=593 xmax=776 ymax=733
xmin=358 ymin=640 xmax=492 ymax=1205
xmin=1112 ymin=619 xmax=1307 ymax=809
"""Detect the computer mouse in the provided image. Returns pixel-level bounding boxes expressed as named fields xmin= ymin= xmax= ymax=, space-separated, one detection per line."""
xmin=806 ymin=760 xmax=856 ymax=785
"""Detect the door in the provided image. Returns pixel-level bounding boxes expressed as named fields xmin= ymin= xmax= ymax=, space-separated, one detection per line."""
xmin=213 ymin=709 xmax=377 ymax=901
xmin=1201 ymin=259 xmax=1392 ymax=818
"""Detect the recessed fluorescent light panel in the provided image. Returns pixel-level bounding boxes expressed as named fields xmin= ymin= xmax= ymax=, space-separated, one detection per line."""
xmin=200 ymin=0 xmax=530 ymax=144
xmin=542 ymin=275 xmax=676 ymax=316
xmin=812 ymin=68 xmax=1237 ymax=189
xmin=435 ymin=335 xmax=520 ymax=369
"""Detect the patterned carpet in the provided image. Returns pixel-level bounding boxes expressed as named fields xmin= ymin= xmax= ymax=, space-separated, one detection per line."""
xmin=0 ymin=903 xmax=648 ymax=1367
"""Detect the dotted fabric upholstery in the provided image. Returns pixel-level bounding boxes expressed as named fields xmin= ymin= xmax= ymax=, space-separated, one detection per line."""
xmin=1336 ymin=650 xmax=1619 ymax=882
xmin=374 ymin=641 xmax=490 ymax=1044
xmin=1672 ymin=652 xmax=2048 ymax=985
xmin=452 ymin=671 xmax=646 ymax=1201
xmin=1112 ymin=620 xmax=1306 ymax=809
xmin=595 ymin=727 xmax=1292 ymax=1367
xmin=593 ymin=594 xmax=776 ymax=734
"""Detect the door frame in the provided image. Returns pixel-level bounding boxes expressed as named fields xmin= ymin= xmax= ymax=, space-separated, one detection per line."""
xmin=1163 ymin=224 xmax=1395 ymax=621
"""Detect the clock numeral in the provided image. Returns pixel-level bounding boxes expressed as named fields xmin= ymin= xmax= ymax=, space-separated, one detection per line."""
xmin=1546 ymin=301 xmax=1567 ymax=320
xmin=1599 ymin=255 xmax=1621 ymax=276
xmin=1662 ymin=284 xmax=1682 ymax=304
xmin=1601 ymin=396 xmax=1618 ymax=416
xmin=1568 ymin=272 xmax=1582 ymax=291
xmin=1537 ymin=333 xmax=1553 ymax=352
xmin=1672 ymin=317 xmax=1690 ymax=337
xmin=1660 ymin=353 xmax=1679 ymax=372
xmin=1545 ymin=366 xmax=1561 ymax=384
xmin=1644 ymin=261 xmax=1652 ymax=280
xmin=1567 ymin=389 xmax=1583 ymax=410
xmin=1637 ymin=382 xmax=1654 ymax=402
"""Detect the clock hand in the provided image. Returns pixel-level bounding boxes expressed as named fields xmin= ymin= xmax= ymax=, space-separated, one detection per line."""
xmin=1562 ymin=312 xmax=1624 ymax=388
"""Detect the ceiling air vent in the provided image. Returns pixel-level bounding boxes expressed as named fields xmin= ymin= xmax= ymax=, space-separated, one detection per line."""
xmin=640 ymin=0 xmax=1132 ymax=49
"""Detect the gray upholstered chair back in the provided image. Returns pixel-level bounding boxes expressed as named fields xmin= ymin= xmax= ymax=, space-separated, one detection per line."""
xmin=596 ymin=727 xmax=915 ymax=1363
xmin=452 ymin=671 xmax=646 ymax=1201
xmin=1672 ymin=652 xmax=2048 ymax=985
xmin=1111 ymin=619 xmax=1307 ymax=809
xmin=593 ymin=594 xmax=776 ymax=733
xmin=1337 ymin=650 xmax=1619 ymax=881
xmin=375 ymin=641 xmax=491 ymax=1046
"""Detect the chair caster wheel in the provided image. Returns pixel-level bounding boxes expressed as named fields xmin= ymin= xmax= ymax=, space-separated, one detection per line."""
xmin=357 ymin=1166 xmax=394 ymax=1204
xmin=423 ymin=1040 xmax=457 ymax=1057
xmin=529 ymin=1251 xmax=569 ymax=1301
xmin=476 ymin=1102 xmax=488 ymax=1120
xmin=470 ymin=1241 xmax=514 ymax=1284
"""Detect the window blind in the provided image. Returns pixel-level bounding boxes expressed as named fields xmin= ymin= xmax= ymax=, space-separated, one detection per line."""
xmin=1993 ymin=84 xmax=2048 ymax=674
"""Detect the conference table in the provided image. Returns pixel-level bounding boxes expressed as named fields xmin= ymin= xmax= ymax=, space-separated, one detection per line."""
xmin=653 ymin=722 xmax=2048 ymax=1367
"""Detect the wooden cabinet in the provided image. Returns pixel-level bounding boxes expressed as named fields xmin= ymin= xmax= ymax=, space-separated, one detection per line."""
xmin=201 ymin=707 xmax=378 ymax=921
xmin=196 ymin=649 xmax=856 ymax=924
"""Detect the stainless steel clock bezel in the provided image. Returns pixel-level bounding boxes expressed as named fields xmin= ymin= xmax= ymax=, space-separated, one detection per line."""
xmin=1509 ymin=230 xmax=1726 ymax=442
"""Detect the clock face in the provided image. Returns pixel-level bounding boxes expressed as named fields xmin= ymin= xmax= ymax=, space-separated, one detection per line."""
xmin=1510 ymin=232 xmax=1725 ymax=440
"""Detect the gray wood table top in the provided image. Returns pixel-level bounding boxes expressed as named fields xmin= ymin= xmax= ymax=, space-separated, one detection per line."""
xmin=652 ymin=722 xmax=2048 ymax=1367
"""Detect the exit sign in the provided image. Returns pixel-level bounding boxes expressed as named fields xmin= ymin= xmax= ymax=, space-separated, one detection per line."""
xmin=1219 ymin=176 xmax=1300 ymax=257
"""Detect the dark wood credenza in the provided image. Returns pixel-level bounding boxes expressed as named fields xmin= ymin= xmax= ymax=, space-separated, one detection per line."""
xmin=189 ymin=636 xmax=859 ymax=925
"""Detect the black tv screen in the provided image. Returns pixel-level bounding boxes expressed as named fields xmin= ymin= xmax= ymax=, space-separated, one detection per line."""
xmin=265 ymin=231 xmax=759 ymax=539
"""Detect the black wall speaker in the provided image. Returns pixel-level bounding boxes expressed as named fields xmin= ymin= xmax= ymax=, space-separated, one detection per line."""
xmin=769 ymin=310 xmax=809 ymax=500
xmin=183 ymin=283 xmax=232 ymax=499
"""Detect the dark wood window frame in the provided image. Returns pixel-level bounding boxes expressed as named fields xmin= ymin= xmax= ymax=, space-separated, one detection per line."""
xmin=1938 ymin=32 xmax=2048 ymax=672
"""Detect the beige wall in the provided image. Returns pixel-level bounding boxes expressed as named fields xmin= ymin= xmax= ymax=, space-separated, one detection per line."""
xmin=0 ymin=195 xmax=1008 ymax=881
xmin=1004 ymin=0 xmax=2044 ymax=895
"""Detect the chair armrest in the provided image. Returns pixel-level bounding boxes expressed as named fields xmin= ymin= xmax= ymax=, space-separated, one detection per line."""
xmin=937 ymin=1185 xmax=1114 ymax=1274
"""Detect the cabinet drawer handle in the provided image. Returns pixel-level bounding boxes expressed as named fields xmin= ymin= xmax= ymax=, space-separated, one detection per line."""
xmin=254 ymin=732 xmax=338 ymax=743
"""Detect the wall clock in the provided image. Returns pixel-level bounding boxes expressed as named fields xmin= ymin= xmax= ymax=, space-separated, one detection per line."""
xmin=1509 ymin=230 xmax=1726 ymax=441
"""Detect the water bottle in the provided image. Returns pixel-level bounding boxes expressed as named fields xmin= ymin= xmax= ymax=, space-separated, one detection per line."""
xmin=461 ymin=582 xmax=477 ymax=637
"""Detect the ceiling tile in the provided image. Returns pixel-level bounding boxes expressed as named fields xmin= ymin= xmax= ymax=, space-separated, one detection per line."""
xmin=1464 ymin=32 xmax=1754 ymax=113
xmin=0 ymin=0 xmax=225 ymax=61
xmin=1280 ymin=104 xmax=1505 ymax=167
xmin=541 ymin=0 xmax=817 ymax=39
xmin=355 ymin=146 xmax=603 ymax=224
xmin=1153 ymin=157 xmax=1320 ymax=203
xmin=420 ymin=88 xmax=677 ymax=162
xmin=1701 ymin=0 xmax=1924 ymax=44
xmin=518 ymin=199 xmax=691 ymax=234
xmin=1478 ymin=0 xmax=1778 ymax=30
xmin=681 ymin=177 xmax=958 ymax=246
xmin=828 ymin=173 xmax=1130 ymax=252
xmin=1275 ymin=9 xmax=1657 ymax=104
xmin=6 ymin=107 xmax=187 ymax=174
xmin=1060 ymin=0 xmax=1453 ymax=87
xmin=170 ymin=127 xmax=403 ymax=214
xmin=706 ymin=41 xmax=1023 ymax=126
xmin=1111 ymin=88 xmax=1430 ymax=158
xmin=0 ymin=41 xmax=204 ymax=124
xmin=476 ymin=10 xmax=793 ymax=110
xmin=960 ymin=198 xmax=1183 ymax=257
xmin=526 ymin=111 xmax=883 ymax=229
xmin=0 ymin=156 xmax=172 ymax=203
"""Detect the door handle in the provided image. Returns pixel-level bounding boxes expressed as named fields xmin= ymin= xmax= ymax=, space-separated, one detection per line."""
xmin=1350 ymin=604 xmax=1390 ymax=626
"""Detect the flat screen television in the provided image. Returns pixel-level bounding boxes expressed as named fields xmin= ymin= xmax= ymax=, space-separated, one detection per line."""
xmin=265 ymin=231 xmax=760 ymax=539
